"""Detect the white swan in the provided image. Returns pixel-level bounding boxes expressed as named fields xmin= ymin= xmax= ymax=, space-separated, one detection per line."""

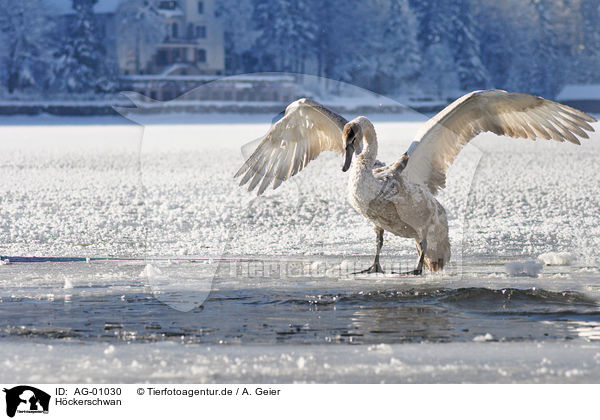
xmin=234 ymin=90 xmax=596 ymax=274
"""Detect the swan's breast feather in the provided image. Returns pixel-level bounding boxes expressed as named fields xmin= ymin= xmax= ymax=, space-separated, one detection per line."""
xmin=363 ymin=193 xmax=419 ymax=239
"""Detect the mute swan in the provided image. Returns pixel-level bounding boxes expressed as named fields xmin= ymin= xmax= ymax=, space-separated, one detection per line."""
xmin=234 ymin=90 xmax=596 ymax=274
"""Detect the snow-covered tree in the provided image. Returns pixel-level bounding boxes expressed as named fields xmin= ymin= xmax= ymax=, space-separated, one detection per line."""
xmin=471 ymin=0 xmax=517 ymax=89
xmin=216 ymin=0 xmax=260 ymax=74
xmin=487 ymin=0 xmax=575 ymax=97
xmin=252 ymin=0 xmax=317 ymax=73
xmin=372 ymin=0 xmax=421 ymax=93
xmin=472 ymin=0 xmax=585 ymax=97
xmin=312 ymin=1 xmax=336 ymax=80
xmin=419 ymin=42 xmax=460 ymax=98
xmin=0 ymin=0 xmax=55 ymax=94
xmin=410 ymin=0 xmax=489 ymax=91
xmin=51 ymin=0 xmax=116 ymax=93
xmin=325 ymin=0 xmax=380 ymax=86
xmin=115 ymin=0 xmax=166 ymax=74
xmin=452 ymin=0 xmax=490 ymax=90
xmin=572 ymin=0 xmax=600 ymax=84
xmin=528 ymin=0 xmax=561 ymax=97
xmin=327 ymin=0 xmax=421 ymax=94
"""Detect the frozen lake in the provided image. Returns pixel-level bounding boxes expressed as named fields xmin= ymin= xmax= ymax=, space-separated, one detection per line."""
xmin=1 ymin=114 xmax=599 ymax=383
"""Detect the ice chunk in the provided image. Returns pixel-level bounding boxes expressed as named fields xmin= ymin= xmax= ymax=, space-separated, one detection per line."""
xmin=505 ymin=261 xmax=543 ymax=277
xmin=473 ymin=333 xmax=494 ymax=342
xmin=139 ymin=264 xmax=162 ymax=278
xmin=538 ymin=252 xmax=575 ymax=266
xmin=367 ymin=344 xmax=393 ymax=354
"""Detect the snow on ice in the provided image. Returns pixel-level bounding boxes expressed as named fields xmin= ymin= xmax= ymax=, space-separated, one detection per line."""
xmin=0 ymin=115 xmax=599 ymax=383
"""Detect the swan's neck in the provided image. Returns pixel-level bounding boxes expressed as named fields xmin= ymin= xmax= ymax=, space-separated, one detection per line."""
xmin=357 ymin=118 xmax=378 ymax=169
xmin=347 ymin=119 xmax=378 ymax=206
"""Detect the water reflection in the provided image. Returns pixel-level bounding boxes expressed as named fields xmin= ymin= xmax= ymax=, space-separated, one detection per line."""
xmin=568 ymin=320 xmax=600 ymax=341
xmin=1 ymin=285 xmax=600 ymax=346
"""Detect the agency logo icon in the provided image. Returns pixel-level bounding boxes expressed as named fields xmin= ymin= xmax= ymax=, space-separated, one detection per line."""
xmin=3 ymin=386 xmax=50 ymax=418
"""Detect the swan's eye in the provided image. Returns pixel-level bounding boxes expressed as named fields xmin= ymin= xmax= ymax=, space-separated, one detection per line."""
xmin=343 ymin=123 xmax=359 ymax=145
xmin=347 ymin=128 xmax=356 ymax=142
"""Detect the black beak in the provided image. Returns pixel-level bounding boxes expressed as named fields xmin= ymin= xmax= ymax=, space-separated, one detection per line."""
xmin=342 ymin=143 xmax=354 ymax=172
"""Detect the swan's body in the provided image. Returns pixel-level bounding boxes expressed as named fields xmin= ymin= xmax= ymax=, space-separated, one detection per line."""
xmin=343 ymin=116 xmax=450 ymax=272
xmin=235 ymin=90 xmax=596 ymax=274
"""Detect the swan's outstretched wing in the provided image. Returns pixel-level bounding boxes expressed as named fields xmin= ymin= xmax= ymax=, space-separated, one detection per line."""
xmin=403 ymin=90 xmax=597 ymax=194
xmin=234 ymin=98 xmax=347 ymax=195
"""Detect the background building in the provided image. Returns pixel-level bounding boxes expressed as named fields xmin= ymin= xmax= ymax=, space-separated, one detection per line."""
xmin=6 ymin=0 xmax=600 ymax=111
xmin=49 ymin=0 xmax=225 ymax=77
xmin=148 ymin=0 xmax=225 ymax=75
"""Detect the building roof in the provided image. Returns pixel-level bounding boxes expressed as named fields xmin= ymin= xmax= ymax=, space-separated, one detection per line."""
xmin=557 ymin=84 xmax=600 ymax=101
xmin=47 ymin=0 xmax=124 ymax=15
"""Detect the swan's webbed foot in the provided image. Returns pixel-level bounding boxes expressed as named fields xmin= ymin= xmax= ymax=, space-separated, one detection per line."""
xmin=391 ymin=268 xmax=423 ymax=276
xmin=391 ymin=239 xmax=427 ymax=276
xmin=353 ymin=227 xmax=386 ymax=274
xmin=352 ymin=262 xmax=384 ymax=274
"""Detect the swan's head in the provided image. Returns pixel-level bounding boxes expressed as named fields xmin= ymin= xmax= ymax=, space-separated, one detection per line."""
xmin=341 ymin=121 xmax=362 ymax=172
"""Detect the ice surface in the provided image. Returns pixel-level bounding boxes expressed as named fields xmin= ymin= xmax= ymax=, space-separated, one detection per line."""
xmin=0 ymin=115 xmax=599 ymax=383
xmin=1 ymin=116 xmax=598 ymax=265
xmin=1 ymin=341 xmax=600 ymax=383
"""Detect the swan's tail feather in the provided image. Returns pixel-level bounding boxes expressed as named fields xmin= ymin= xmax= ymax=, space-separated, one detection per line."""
xmin=416 ymin=218 xmax=451 ymax=272
xmin=415 ymin=241 xmax=447 ymax=272
xmin=425 ymin=256 xmax=446 ymax=272
xmin=422 ymin=243 xmax=450 ymax=272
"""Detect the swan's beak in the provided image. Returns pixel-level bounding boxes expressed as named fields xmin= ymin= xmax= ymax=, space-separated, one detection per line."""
xmin=342 ymin=143 xmax=354 ymax=172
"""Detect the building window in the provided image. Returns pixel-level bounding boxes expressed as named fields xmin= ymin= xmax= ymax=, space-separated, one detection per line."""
xmin=197 ymin=1 xmax=204 ymax=14
xmin=172 ymin=48 xmax=181 ymax=61
xmin=156 ymin=49 xmax=168 ymax=66
xmin=196 ymin=25 xmax=206 ymax=38
xmin=159 ymin=1 xmax=177 ymax=9
xmin=196 ymin=49 xmax=206 ymax=63
xmin=171 ymin=22 xmax=178 ymax=38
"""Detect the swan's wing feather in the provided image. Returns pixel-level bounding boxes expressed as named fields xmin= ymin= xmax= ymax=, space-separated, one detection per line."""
xmin=403 ymin=90 xmax=597 ymax=194
xmin=234 ymin=99 xmax=347 ymax=195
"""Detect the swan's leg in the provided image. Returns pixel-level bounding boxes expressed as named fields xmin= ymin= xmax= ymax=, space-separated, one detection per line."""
xmin=413 ymin=239 xmax=427 ymax=275
xmin=392 ymin=238 xmax=426 ymax=276
xmin=373 ymin=227 xmax=384 ymax=271
xmin=352 ymin=226 xmax=384 ymax=274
